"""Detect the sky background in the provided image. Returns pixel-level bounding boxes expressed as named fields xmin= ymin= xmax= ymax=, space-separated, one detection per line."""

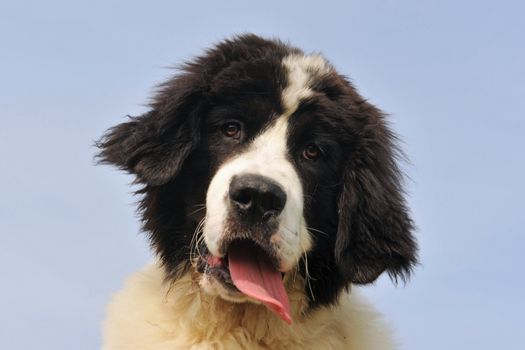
xmin=1 ymin=1 xmax=524 ymax=349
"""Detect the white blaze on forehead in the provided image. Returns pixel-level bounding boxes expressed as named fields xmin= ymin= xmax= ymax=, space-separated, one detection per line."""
xmin=281 ymin=54 xmax=331 ymax=116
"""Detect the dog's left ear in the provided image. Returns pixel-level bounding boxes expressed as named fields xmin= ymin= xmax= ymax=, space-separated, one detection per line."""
xmin=335 ymin=105 xmax=417 ymax=285
xmin=96 ymin=74 xmax=203 ymax=186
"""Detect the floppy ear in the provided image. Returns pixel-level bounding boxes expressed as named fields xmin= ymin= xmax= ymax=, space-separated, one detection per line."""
xmin=334 ymin=110 xmax=417 ymax=284
xmin=96 ymin=76 xmax=203 ymax=186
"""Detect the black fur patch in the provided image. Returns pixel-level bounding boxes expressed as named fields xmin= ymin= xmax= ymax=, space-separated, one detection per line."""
xmin=97 ymin=34 xmax=417 ymax=308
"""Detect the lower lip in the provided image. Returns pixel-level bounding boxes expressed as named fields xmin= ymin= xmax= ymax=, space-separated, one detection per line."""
xmin=208 ymin=265 xmax=238 ymax=291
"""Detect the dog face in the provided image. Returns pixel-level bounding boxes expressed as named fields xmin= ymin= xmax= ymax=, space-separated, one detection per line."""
xmin=98 ymin=34 xmax=417 ymax=314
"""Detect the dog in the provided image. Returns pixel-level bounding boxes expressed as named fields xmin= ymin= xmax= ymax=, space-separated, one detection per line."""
xmin=97 ymin=34 xmax=417 ymax=350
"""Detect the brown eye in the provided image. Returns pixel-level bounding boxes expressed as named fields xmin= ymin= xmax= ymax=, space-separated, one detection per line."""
xmin=302 ymin=144 xmax=321 ymax=160
xmin=221 ymin=122 xmax=241 ymax=139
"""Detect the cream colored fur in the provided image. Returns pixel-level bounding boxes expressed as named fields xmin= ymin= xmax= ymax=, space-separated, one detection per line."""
xmin=103 ymin=261 xmax=397 ymax=350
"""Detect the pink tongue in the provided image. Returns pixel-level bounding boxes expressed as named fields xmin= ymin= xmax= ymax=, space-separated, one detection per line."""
xmin=228 ymin=241 xmax=292 ymax=324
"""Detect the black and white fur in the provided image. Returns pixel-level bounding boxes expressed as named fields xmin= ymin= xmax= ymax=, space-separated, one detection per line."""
xmin=98 ymin=34 xmax=417 ymax=349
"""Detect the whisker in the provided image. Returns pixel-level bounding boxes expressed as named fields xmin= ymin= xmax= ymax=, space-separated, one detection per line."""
xmin=187 ymin=204 xmax=206 ymax=217
xmin=189 ymin=217 xmax=206 ymax=264
xmin=307 ymin=226 xmax=329 ymax=237
xmin=276 ymin=224 xmax=316 ymax=300
xmin=301 ymin=243 xmax=316 ymax=302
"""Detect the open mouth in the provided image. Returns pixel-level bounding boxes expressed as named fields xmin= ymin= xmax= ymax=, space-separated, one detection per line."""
xmin=196 ymin=239 xmax=292 ymax=324
xmin=196 ymin=249 xmax=238 ymax=291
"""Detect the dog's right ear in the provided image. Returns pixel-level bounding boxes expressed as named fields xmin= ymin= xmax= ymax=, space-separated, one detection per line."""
xmin=96 ymin=75 xmax=203 ymax=186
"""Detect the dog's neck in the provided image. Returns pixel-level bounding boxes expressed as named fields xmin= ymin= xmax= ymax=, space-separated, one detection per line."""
xmin=160 ymin=266 xmax=316 ymax=345
xmin=105 ymin=261 xmax=393 ymax=349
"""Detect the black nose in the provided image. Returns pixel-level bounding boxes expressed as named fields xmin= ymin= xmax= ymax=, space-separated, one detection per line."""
xmin=229 ymin=174 xmax=287 ymax=221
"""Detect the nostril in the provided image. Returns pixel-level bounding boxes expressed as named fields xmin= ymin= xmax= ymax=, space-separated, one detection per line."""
xmin=233 ymin=189 xmax=252 ymax=207
xmin=262 ymin=210 xmax=277 ymax=221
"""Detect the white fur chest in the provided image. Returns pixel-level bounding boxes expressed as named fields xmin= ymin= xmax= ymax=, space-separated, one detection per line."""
xmin=103 ymin=262 xmax=396 ymax=350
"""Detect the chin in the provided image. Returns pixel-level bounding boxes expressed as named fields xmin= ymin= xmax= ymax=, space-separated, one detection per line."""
xmin=98 ymin=34 xmax=417 ymax=350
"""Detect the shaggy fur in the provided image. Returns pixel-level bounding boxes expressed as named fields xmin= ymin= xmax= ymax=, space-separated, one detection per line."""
xmin=98 ymin=34 xmax=417 ymax=349
xmin=104 ymin=261 xmax=396 ymax=350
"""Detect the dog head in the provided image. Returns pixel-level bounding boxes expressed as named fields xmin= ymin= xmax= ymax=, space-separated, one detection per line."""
xmin=97 ymin=34 xmax=417 ymax=322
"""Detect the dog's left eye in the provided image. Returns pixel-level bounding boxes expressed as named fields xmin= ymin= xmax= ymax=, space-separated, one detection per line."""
xmin=221 ymin=122 xmax=241 ymax=139
xmin=302 ymin=144 xmax=322 ymax=160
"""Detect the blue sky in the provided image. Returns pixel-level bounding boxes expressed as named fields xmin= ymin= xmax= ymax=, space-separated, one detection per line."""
xmin=1 ymin=1 xmax=524 ymax=349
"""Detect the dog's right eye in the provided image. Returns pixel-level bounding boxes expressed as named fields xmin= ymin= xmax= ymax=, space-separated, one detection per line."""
xmin=221 ymin=122 xmax=242 ymax=139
